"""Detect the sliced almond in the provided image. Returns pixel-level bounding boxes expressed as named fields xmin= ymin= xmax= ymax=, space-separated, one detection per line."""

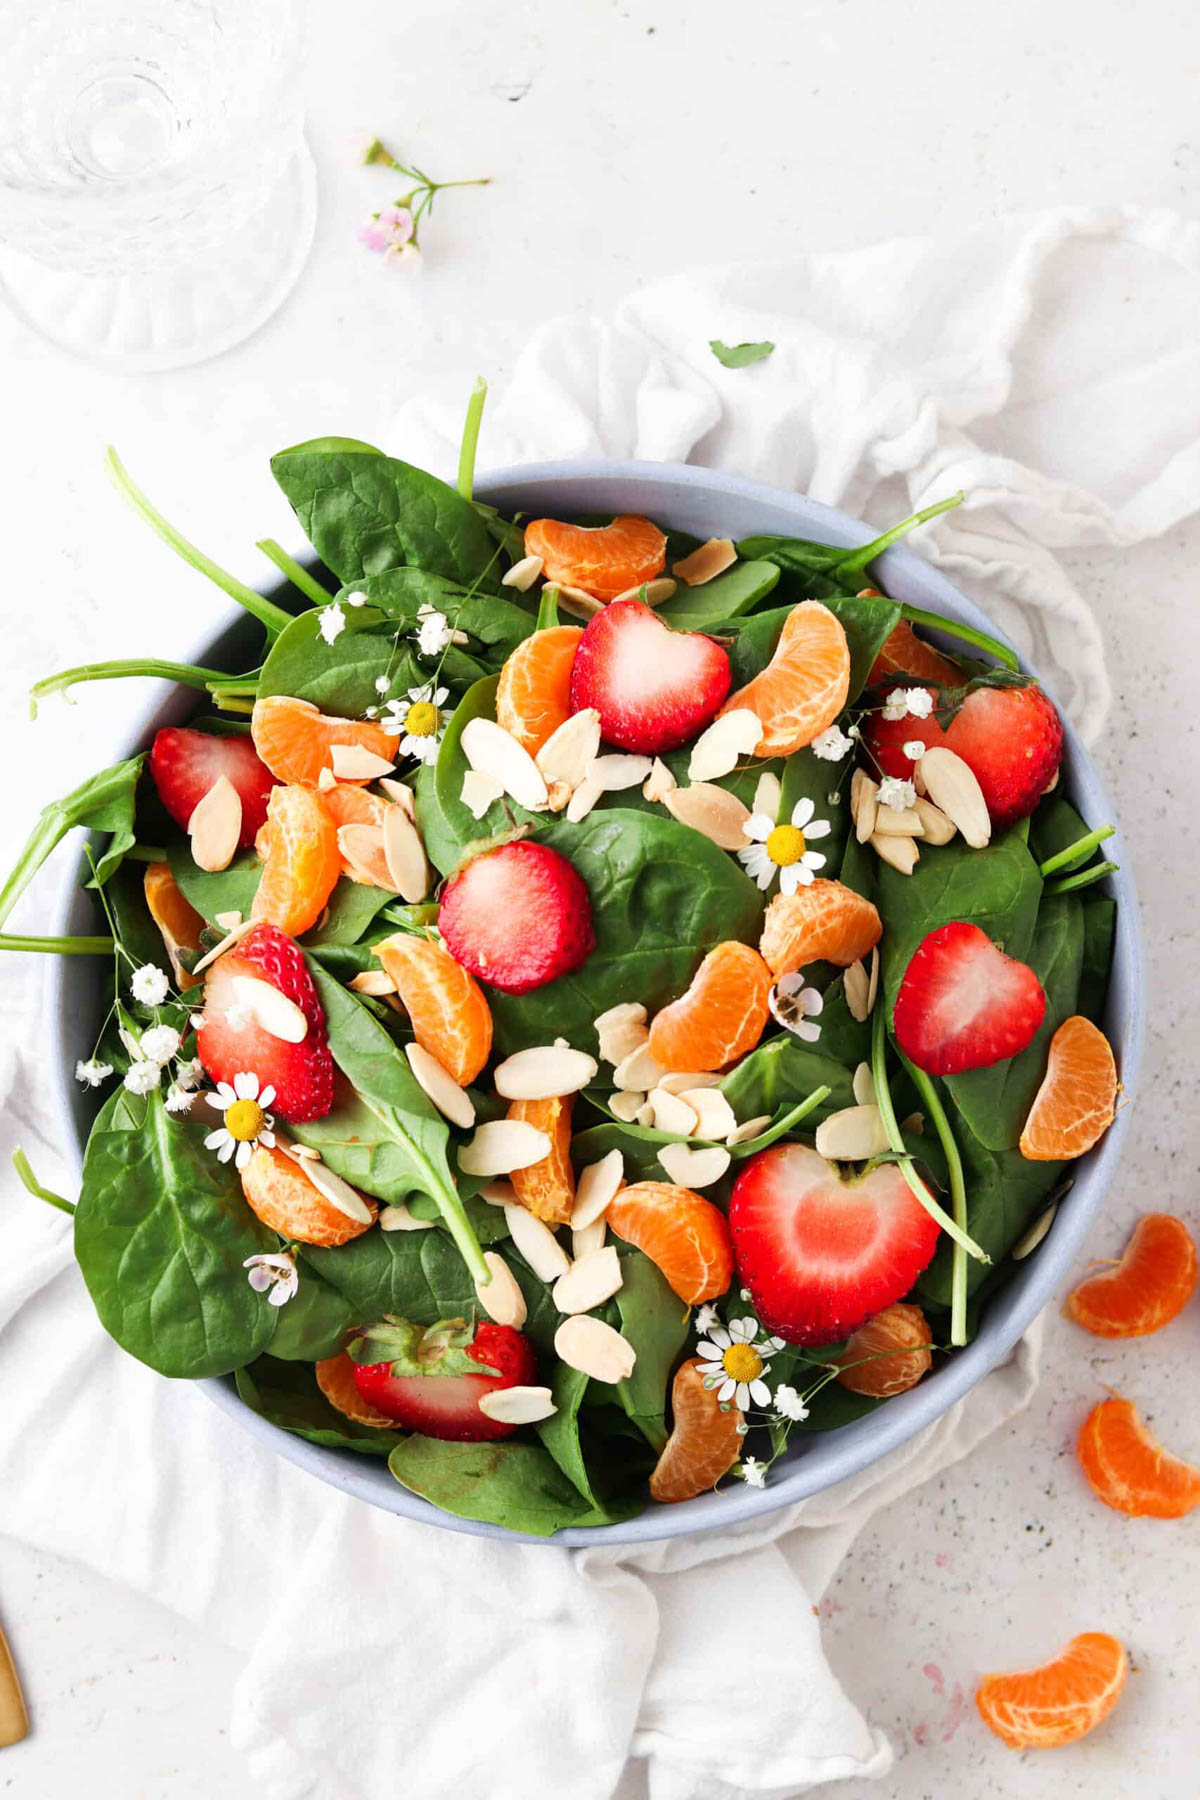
xmin=501 ymin=552 xmax=543 ymax=591
xmin=461 ymin=769 xmax=505 ymax=820
xmin=379 ymin=1202 xmax=436 ymax=1232
xmin=635 ymin=1099 xmax=656 ymax=1128
xmin=503 ymin=1204 xmax=571 ymax=1281
xmin=477 ymin=1384 xmax=557 ymax=1424
xmin=478 ymin=1179 xmax=517 ymax=1207
xmin=594 ymin=1002 xmax=648 ymax=1066
xmin=572 ymin=1219 xmax=608 ymax=1260
xmin=687 ymin=709 xmax=762 ymax=782
xmin=656 ymin=1070 xmax=721 ymax=1094
xmin=843 ymin=958 xmax=872 ymax=1023
xmin=870 ymin=832 xmax=920 ymax=874
xmin=613 ymin=1041 xmax=666 ymax=1092
xmin=1042 ymin=766 xmax=1060 ymax=796
xmin=663 ymin=783 xmax=753 ymax=851
xmin=913 ymin=796 xmax=957 ymax=846
xmin=645 ymin=1087 xmax=699 ymax=1135
xmin=475 ymin=1251 xmax=527 ymax=1327
xmin=461 ymin=718 xmax=548 ymax=812
xmin=338 ymin=823 xmax=397 ymax=891
xmin=589 ymin=753 xmax=654 ymax=792
xmin=552 ymin=1245 xmax=623 ymax=1314
xmin=214 ymin=910 xmax=242 ymax=931
xmin=376 ymin=777 xmax=415 ymax=816
xmin=851 ymin=770 xmax=879 ymax=845
xmin=1012 ymin=1201 xmax=1059 ymax=1260
xmin=330 ymin=743 xmax=395 ymax=781
xmin=673 ymin=538 xmax=737 ymax=585
xmin=230 ymin=975 xmax=308 ymax=1043
xmin=536 ymin=709 xmax=602 ymax=793
xmin=642 ymin=758 xmax=677 ymax=803
xmin=459 ymin=1119 xmax=550 ymax=1177
xmin=658 ymin=1142 xmax=731 ymax=1187
xmin=188 ymin=775 xmax=242 ymax=873
xmin=571 ymin=1149 xmax=624 ymax=1229
xmin=494 ymin=1044 xmax=598 ymax=1100
xmin=814 ymin=1105 xmax=891 ymax=1161
xmin=405 ymin=1042 xmax=475 ymax=1129
xmin=679 ymin=1087 xmax=738 ymax=1141
xmin=279 ymin=1138 xmax=321 ymax=1162
xmin=566 ymin=777 xmax=602 ymax=822
xmin=609 ymin=1089 xmax=646 ymax=1122
xmin=552 ymin=583 xmax=605 ymax=620
xmin=918 ymin=747 xmax=991 ymax=848
xmin=753 ymin=770 xmax=782 ymax=819
xmin=349 ymin=968 xmax=398 ymax=997
xmin=872 ymin=805 xmax=926 ymax=838
xmin=381 ymin=805 xmax=431 ymax=901
xmin=866 ymin=944 xmax=880 ymax=1012
xmin=317 ymin=765 xmax=337 ymax=793
xmin=726 ymin=1114 xmax=772 ymax=1147
xmin=554 ymin=1314 xmax=636 ymax=1383
xmin=303 ymin=1159 xmax=375 ymax=1224
xmin=852 ymin=1062 xmax=877 ymax=1107
xmin=612 ymin=576 xmax=678 ymax=605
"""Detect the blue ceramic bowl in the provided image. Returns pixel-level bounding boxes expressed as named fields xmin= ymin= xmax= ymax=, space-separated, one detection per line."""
xmin=47 ymin=460 xmax=1143 ymax=1546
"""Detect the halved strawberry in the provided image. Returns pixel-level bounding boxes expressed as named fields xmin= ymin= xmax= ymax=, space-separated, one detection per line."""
xmin=350 ymin=1318 xmax=538 ymax=1441
xmin=568 ymin=600 xmax=731 ymax=753
xmin=150 ymin=727 xmax=276 ymax=848
xmin=728 ymin=1144 xmax=941 ymax=1344
xmin=892 ymin=921 xmax=1046 ymax=1075
xmin=196 ymin=922 xmax=333 ymax=1120
xmin=438 ymin=840 xmax=594 ymax=994
xmin=864 ymin=682 xmax=1063 ymax=828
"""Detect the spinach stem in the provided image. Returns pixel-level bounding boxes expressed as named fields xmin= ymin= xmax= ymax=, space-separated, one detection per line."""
xmin=12 ymin=1148 xmax=75 ymax=1216
xmin=838 ymin=493 xmax=964 ymax=577
xmin=256 ymin=538 xmax=330 ymax=607
xmin=898 ymin=604 xmax=1020 ymax=672
xmin=0 ymin=932 xmax=115 ymax=955
xmin=1046 ymin=860 xmax=1120 ymax=897
xmin=106 ymin=447 xmax=293 ymax=637
xmin=728 ymin=1085 xmax=831 ymax=1157
xmin=209 ymin=693 xmax=257 ymax=715
xmin=902 ymin=1058 xmax=970 ymax=1346
xmin=1038 ymin=825 xmax=1115 ymax=878
xmin=535 ymin=586 xmax=560 ymax=632
xmin=30 ymin=658 xmax=233 ymax=717
xmin=456 ymin=377 xmax=488 ymax=501
xmin=871 ymin=1010 xmax=989 ymax=1264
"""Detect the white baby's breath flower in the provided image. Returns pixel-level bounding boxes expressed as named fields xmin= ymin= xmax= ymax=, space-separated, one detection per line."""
xmin=768 ymin=972 xmax=824 ymax=1043
xmin=75 ymin=1057 xmax=113 ymax=1089
xmin=345 ymin=590 xmax=368 ymax=609
xmin=415 ymin=609 xmax=453 ymax=658
xmin=124 ymin=1061 xmax=162 ymax=1096
xmin=902 ymin=740 xmax=927 ymax=761
xmin=811 ymin=723 xmax=854 ymax=762
xmin=174 ymin=1057 xmax=204 ymax=1091
xmin=244 ymin=1252 xmax=298 ymax=1307
xmin=130 ymin=963 xmax=169 ymax=1007
xmin=318 ymin=603 xmax=347 ymax=645
xmin=164 ymin=1083 xmax=195 ymax=1115
xmin=904 ymin=688 xmax=933 ymax=718
xmin=374 ymin=674 xmax=391 ymax=695
xmin=694 ymin=1302 xmax=722 ymax=1337
xmin=140 ymin=1024 xmax=182 ymax=1066
xmin=738 ymin=1457 xmax=768 ymax=1488
xmin=774 ymin=1384 xmax=810 ymax=1423
xmin=204 ymin=1072 xmax=277 ymax=1171
xmin=877 ymin=776 xmax=917 ymax=812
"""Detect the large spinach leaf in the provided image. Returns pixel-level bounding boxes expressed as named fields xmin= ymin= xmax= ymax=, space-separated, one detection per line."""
xmin=387 ymin=1437 xmax=642 ymax=1534
xmin=534 ymin=1363 xmax=599 ymax=1505
xmin=614 ymin=1250 xmax=691 ymax=1451
xmin=719 ymin=1034 xmax=856 ymax=1125
xmin=656 ymin=560 xmax=780 ymax=631
xmin=916 ymin=1127 xmax=1065 ymax=1305
xmin=0 ymin=756 xmax=144 ymax=928
xmin=265 ymin=1263 xmax=357 ymax=1360
xmin=346 ymin=569 xmax=536 ymax=661
xmin=299 ymin=1223 xmax=480 ymax=1327
xmin=167 ymin=842 xmax=392 ymax=948
xmin=256 ymin=607 xmax=428 ymax=715
xmin=235 ymin=1356 xmax=404 ymax=1456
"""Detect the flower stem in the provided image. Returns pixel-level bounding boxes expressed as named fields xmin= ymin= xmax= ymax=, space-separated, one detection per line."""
xmin=456 ymin=377 xmax=488 ymax=501
xmin=871 ymin=1010 xmax=989 ymax=1263
xmin=0 ymin=933 xmax=115 ymax=955
xmin=728 ymin=1085 xmax=831 ymax=1158
xmin=901 ymin=1057 xmax=970 ymax=1345
xmin=30 ymin=658 xmax=234 ymax=718
xmin=256 ymin=538 xmax=330 ymax=607
xmin=1039 ymin=825 xmax=1115 ymax=878
xmin=898 ymin=604 xmax=1020 ymax=672
xmin=1046 ymin=860 xmax=1120 ymax=896
xmin=12 ymin=1148 xmax=75 ymax=1216
xmin=838 ymin=493 xmax=964 ymax=578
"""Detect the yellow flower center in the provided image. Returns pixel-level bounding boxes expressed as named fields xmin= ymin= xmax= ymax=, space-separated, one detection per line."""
xmin=766 ymin=823 xmax=806 ymax=867
xmin=404 ymin=701 xmax=439 ymax=738
xmin=225 ymin=1098 xmax=265 ymax=1142
xmin=722 ymin=1343 xmax=764 ymax=1383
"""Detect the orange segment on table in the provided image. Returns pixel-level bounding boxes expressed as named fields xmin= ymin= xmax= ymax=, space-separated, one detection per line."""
xmin=1077 ymin=1396 xmax=1200 ymax=1519
xmin=1066 ymin=1213 xmax=1198 ymax=1338
xmin=975 ymin=1632 xmax=1128 ymax=1750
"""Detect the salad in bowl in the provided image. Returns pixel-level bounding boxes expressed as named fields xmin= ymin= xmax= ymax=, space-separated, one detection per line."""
xmin=5 ymin=392 xmax=1128 ymax=1539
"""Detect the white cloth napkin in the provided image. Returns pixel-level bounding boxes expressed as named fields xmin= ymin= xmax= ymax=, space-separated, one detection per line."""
xmin=4 ymin=203 xmax=1200 ymax=1799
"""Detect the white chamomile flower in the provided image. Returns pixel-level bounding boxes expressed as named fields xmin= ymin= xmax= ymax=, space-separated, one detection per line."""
xmin=877 ymin=776 xmax=917 ymax=812
xmin=130 ymin=963 xmax=169 ymax=1007
xmin=696 ymin=1313 xmax=776 ymax=1410
xmin=415 ymin=609 xmax=453 ymax=658
xmin=75 ymin=1057 xmax=112 ymax=1089
xmin=694 ymin=1301 xmax=722 ymax=1337
xmin=204 ymin=1072 xmax=277 ymax=1170
xmin=381 ymin=683 xmax=451 ymax=765
xmin=901 ymin=740 xmax=926 ymax=762
xmin=140 ymin=1024 xmax=182 ymax=1066
xmin=773 ymin=1384 xmax=810 ymax=1423
xmin=374 ymin=674 xmax=391 ymax=696
xmin=768 ymin=972 xmax=824 ymax=1043
xmin=738 ymin=796 xmax=833 ymax=895
xmin=244 ymin=1252 xmax=298 ymax=1307
xmin=318 ymin=603 xmax=347 ymax=645
xmin=811 ymin=723 xmax=855 ymax=762
xmin=124 ymin=1061 xmax=162 ymax=1096
xmin=164 ymin=1083 xmax=195 ymax=1115
xmin=738 ymin=1457 xmax=768 ymax=1489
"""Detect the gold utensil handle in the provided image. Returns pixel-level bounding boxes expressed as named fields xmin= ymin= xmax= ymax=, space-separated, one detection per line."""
xmin=0 ymin=1625 xmax=28 ymax=1748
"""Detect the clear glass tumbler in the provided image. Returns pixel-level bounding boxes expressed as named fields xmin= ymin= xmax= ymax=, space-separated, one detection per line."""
xmin=0 ymin=0 xmax=317 ymax=370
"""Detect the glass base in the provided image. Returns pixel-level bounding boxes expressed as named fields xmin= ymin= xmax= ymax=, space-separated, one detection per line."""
xmin=0 ymin=141 xmax=317 ymax=372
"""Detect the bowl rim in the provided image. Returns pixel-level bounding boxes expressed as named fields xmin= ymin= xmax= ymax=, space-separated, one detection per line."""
xmin=45 ymin=456 xmax=1144 ymax=1548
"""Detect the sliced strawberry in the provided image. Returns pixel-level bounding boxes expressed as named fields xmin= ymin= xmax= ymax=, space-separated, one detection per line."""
xmin=892 ymin=921 xmax=1046 ymax=1076
xmin=196 ymin=921 xmax=333 ymax=1121
xmin=728 ymin=1144 xmax=941 ymax=1344
xmin=350 ymin=1318 xmax=538 ymax=1441
xmin=438 ymin=840 xmax=594 ymax=995
xmin=864 ymin=682 xmax=1063 ymax=828
xmin=568 ymin=600 xmax=731 ymax=753
xmin=150 ymin=727 xmax=276 ymax=848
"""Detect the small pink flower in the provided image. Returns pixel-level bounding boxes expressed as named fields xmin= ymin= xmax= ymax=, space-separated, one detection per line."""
xmin=358 ymin=205 xmax=415 ymax=258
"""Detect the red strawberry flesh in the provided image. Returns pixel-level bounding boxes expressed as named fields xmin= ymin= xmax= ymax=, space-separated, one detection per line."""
xmin=568 ymin=600 xmax=731 ymax=753
xmin=352 ymin=1320 xmax=537 ymax=1441
xmin=150 ymin=727 xmax=276 ymax=848
xmin=438 ymin=840 xmax=594 ymax=995
xmin=892 ymin=920 xmax=1046 ymax=1076
xmin=196 ymin=921 xmax=333 ymax=1121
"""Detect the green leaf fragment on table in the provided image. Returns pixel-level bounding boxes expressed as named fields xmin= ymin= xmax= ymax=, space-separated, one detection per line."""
xmin=709 ymin=339 xmax=775 ymax=368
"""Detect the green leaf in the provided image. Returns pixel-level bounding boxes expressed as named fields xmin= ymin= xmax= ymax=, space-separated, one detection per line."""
xmin=655 ymin=560 xmax=780 ymax=631
xmin=614 ymin=1250 xmax=692 ymax=1451
xmin=0 ymin=756 xmax=144 ymax=927
xmin=167 ymin=841 xmax=261 ymax=924
xmin=266 ymin=1265 xmax=357 ymax=1360
xmin=256 ymin=607 xmax=424 ymax=715
xmin=534 ymin=1362 xmax=600 ymax=1504
xmin=916 ymin=1128 xmax=1066 ymax=1306
xmin=709 ymin=339 xmax=775 ymax=368
xmin=387 ymin=1437 xmax=641 ymax=1534
xmin=1078 ymin=895 xmax=1116 ymax=1025
xmin=300 ymin=1223 xmax=482 ymax=1324
xmin=235 ymin=1356 xmax=404 ymax=1456
xmin=719 ymin=1035 xmax=856 ymax=1125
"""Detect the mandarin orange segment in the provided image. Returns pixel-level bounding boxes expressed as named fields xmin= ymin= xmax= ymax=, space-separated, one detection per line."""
xmin=720 ymin=600 xmax=850 ymax=756
xmin=373 ymin=931 xmax=492 ymax=1087
xmin=495 ymin=625 xmax=583 ymax=756
xmin=647 ymin=941 xmax=772 ymax=1074
xmin=1020 ymin=1015 xmax=1118 ymax=1161
xmin=315 ymin=1352 xmax=395 ymax=1427
xmin=250 ymin=784 xmax=341 ymax=938
xmin=649 ymin=1357 xmax=745 ymax=1503
xmin=835 ymin=1302 xmax=933 ymax=1397
xmin=251 ymin=693 xmax=397 ymax=788
xmin=143 ymin=862 xmax=206 ymax=991
xmin=525 ymin=515 xmax=667 ymax=601
xmin=1066 ymin=1213 xmax=1198 ymax=1338
xmin=867 ymin=616 xmax=961 ymax=689
xmin=508 ymin=1093 xmax=575 ymax=1225
xmin=975 ymin=1632 xmax=1128 ymax=1750
xmin=760 ymin=879 xmax=882 ymax=978
xmin=241 ymin=1144 xmax=377 ymax=1247
xmin=606 ymin=1181 xmax=734 ymax=1304
xmin=1077 ymin=1396 xmax=1200 ymax=1519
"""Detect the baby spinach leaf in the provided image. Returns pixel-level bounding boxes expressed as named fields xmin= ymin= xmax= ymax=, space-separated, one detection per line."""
xmin=779 ymin=747 xmax=851 ymax=874
xmin=299 ymin=1220 xmax=480 ymax=1323
xmin=656 ymin=560 xmax=780 ymax=630
xmin=235 ymin=1356 xmax=404 ymax=1455
xmin=534 ymin=1363 xmax=599 ymax=1504
xmin=256 ymin=608 xmax=424 ymax=715
xmin=719 ymin=1034 xmax=856 ymax=1125
xmin=74 ymin=1087 xmax=278 ymax=1378
xmin=167 ymin=840 xmax=261 ymax=923
xmin=736 ymin=496 xmax=962 ymax=600
xmin=709 ymin=339 xmax=775 ymax=368
xmin=916 ymin=1128 xmax=1065 ymax=1305
xmin=614 ymin=1250 xmax=691 ymax=1451
xmin=303 ymin=881 xmax=395 ymax=947
xmin=570 ymin=1120 xmax=696 ymax=1182
xmin=0 ymin=756 xmax=144 ymax=928
xmin=346 ymin=569 xmax=537 ymax=661
xmin=416 ymin=675 xmax=507 ymax=871
xmin=266 ymin=1264 xmax=356 ymax=1360
xmin=1078 ymin=895 xmax=1116 ymax=1025
xmin=787 ymin=1381 xmax=884 ymax=1431
xmin=387 ymin=1437 xmax=641 ymax=1534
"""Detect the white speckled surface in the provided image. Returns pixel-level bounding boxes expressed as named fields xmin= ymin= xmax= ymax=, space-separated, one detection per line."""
xmin=2 ymin=0 xmax=1199 ymax=1792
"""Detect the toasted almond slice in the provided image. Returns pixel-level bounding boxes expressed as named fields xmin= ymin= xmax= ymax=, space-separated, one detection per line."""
xmin=870 ymin=831 xmax=920 ymax=874
xmin=1042 ymin=766 xmax=1060 ymax=795
xmin=642 ymin=757 xmax=677 ymax=803
xmin=753 ymin=770 xmax=782 ymax=819
xmin=613 ymin=1041 xmax=666 ymax=1092
xmin=349 ymin=968 xmax=398 ymax=997
xmin=663 ymin=782 xmax=753 ymax=851
xmin=565 ymin=777 xmax=602 ymax=822
xmin=609 ymin=1089 xmax=646 ymax=1122
xmin=656 ymin=1070 xmax=721 ymax=1094
xmin=572 ymin=1219 xmax=608 ymax=1260
xmin=494 ymin=1044 xmax=599 ymax=1100
xmin=475 ymin=1251 xmax=527 ymax=1327
xmin=658 ymin=1142 xmax=731 ymax=1187
xmin=545 ymin=778 xmax=572 ymax=812
xmin=503 ymin=1204 xmax=571 ymax=1281
xmin=645 ymin=1087 xmax=699 ymax=1135
xmin=814 ymin=1105 xmax=891 ymax=1161
xmin=872 ymin=805 xmax=926 ymax=838
xmin=680 ymin=1087 xmax=738 ymax=1141
xmin=461 ymin=769 xmax=505 ymax=820
xmin=552 ymin=1245 xmax=623 ymax=1314
xmin=687 ymin=709 xmax=762 ymax=782
xmin=230 ymin=975 xmax=308 ymax=1043
xmin=843 ymin=958 xmax=871 ymax=1022
xmin=536 ymin=709 xmax=602 ymax=793
xmin=554 ymin=1314 xmax=636 ymax=1383
xmin=188 ymin=775 xmax=242 ymax=873
xmin=478 ymin=1179 xmax=517 ymax=1207
xmin=330 ymin=743 xmax=396 ymax=781
xmin=376 ymin=777 xmax=415 ymax=816
xmin=571 ymin=1149 xmax=624 ymax=1229
xmin=477 ymin=1384 xmax=557 ymax=1424
xmin=382 ymin=804 xmax=431 ymax=902
xmin=594 ymin=1002 xmax=648 ymax=1066
xmin=852 ymin=1062 xmax=876 ymax=1107
xmin=338 ymin=823 xmax=397 ymax=891
xmin=674 ymin=538 xmax=737 ymax=585
xmin=303 ymin=1158 xmax=376 ymax=1224
xmin=553 ymin=583 xmax=605 ymax=620
xmin=612 ymin=576 xmax=678 ymax=606
xmin=405 ymin=1042 xmax=475 ymax=1129
xmin=913 ymin=795 xmax=957 ymax=846
xmin=726 ymin=1114 xmax=772 ymax=1147
xmin=1012 ymin=1201 xmax=1058 ymax=1260
xmin=190 ymin=916 xmax=255 ymax=976
xmin=214 ymin=910 xmax=243 ymax=931
xmin=501 ymin=552 xmax=543 ymax=591
xmin=461 ymin=718 xmax=549 ymax=812
xmin=459 ymin=1119 xmax=551 ymax=1176
xmin=279 ymin=1138 xmax=321 ymax=1163
xmin=851 ymin=770 xmax=879 ymax=845
xmin=918 ymin=747 xmax=991 ymax=848
xmin=379 ymin=1202 xmax=437 ymax=1232
xmin=317 ymin=765 xmax=337 ymax=792
xmin=635 ymin=1099 xmax=656 ymax=1127
xmin=589 ymin=753 xmax=654 ymax=792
